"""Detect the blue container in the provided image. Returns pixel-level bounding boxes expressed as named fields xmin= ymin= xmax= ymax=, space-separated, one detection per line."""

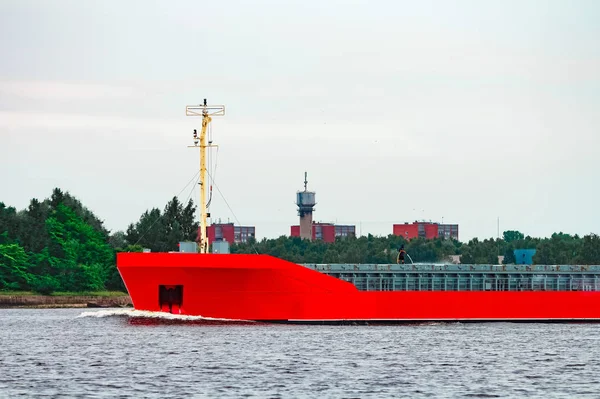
xmin=514 ymin=249 xmax=536 ymax=265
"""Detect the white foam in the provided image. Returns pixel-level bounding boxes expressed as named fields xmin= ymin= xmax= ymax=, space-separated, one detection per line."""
xmin=77 ymin=308 xmax=253 ymax=322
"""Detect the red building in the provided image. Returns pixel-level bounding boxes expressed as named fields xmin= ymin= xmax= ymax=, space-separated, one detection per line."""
xmin=438 ymin=223 xmax=459 ymax=240
xmin=207 ymin=223 xmax=256 ymax=244
xmin=291 ymin=223 xmax=355 ymax=243
xmin=393 ymin=222 xmax=458 ymax=240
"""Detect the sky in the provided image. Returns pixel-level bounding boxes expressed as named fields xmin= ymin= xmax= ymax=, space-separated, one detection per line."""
xmin=1 ymin=0 xmax=599 ymax=241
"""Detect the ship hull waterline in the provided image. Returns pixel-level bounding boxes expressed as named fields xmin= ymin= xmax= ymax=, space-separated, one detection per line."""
xmin=117 ymin=253 xmax=600 ymax=323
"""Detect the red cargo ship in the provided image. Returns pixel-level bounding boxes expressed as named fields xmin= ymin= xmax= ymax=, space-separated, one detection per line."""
xmin=117 ymin=100 xmax=600 ymax=323
xmin=117 ymin=252 xmax=600 ymax=322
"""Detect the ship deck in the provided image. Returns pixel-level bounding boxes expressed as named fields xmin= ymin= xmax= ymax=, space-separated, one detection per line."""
xmin=302 ymin=263 xmax=600 ymax=292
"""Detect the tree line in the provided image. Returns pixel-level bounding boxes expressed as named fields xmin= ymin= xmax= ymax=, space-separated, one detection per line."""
xmin=0 ymin=188 xmax=197 ymax=294
xmin=1 ymin=188 xmax=600 ymax=294
xmin=232 ymin=230 xmax=600 ymax=265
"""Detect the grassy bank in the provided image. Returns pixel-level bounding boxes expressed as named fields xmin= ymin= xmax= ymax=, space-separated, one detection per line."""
xmin=0 ymin=291 xmax=127 ymax=297
xmin=0 ymin=291 xmax=131 ymax=308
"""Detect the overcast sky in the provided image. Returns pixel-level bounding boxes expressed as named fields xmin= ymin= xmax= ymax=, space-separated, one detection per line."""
xmin=1 ymin=0 xmax=599 ymax=241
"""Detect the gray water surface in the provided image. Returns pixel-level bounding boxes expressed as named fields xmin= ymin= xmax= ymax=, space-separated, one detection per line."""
xmin=1 ymin=308 xmax=599 ymax=398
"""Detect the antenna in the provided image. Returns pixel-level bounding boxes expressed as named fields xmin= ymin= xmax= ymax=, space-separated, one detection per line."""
xmin=304 ymin=171 xmax=308 ymax=191
xmin=186 ymin=99 xmax=225 ymax=254
xmin=497 ymin=216 xmax=500 ymax=262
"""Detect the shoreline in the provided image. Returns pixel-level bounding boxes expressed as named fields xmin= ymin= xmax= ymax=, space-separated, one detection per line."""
xmin=0 ymin=294 xmax=132 ymax=309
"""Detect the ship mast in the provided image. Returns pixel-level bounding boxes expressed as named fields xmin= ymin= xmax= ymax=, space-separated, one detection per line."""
xmin=186 ymin=99 xmax=225 ymax=253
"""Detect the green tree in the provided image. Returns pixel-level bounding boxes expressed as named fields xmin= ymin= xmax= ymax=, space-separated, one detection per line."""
xmin=126 ymin=208 xmax=164 ymax=251
xmin=163 ymin=196 xmax=184 ymax=251
xmin=1 ymin=189 xmax=122 ymax=293
xmin=0 ymin=203 xmax=19 ymax=243
xmin=19 ymin=198 xmax=51 ymax=253
xmin=503 ymin=230 xmax=525 ymax=243
xmin=576 ymin=234 xmax=600 ymax=264
xmin=30 ymin=275 xmax=61 ymax=295
xmin=458 ymin=238 xmax=499 ymax=264
xmin=460 ymin=247 xmax=475 ymax=264
xmin=109 ymin=231 xmax=127 ymax=249
xmin=181 ymin=199 xmax=199 ymax=241
xmin=533 ymin=233 xmax=581 ymax=265
xmin=0 ymin=243 xmax=32 ymax=290
xmin=322 ymin=247 xmax=340 ymax=263
xmin=503 ymin=245 xmax=516 ymax=264
xmin=43 ymin=204 xmax=114 ymax=291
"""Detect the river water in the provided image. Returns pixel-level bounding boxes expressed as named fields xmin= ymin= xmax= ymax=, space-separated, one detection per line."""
xmin=1 ymin=308 xmax=599 ymax=398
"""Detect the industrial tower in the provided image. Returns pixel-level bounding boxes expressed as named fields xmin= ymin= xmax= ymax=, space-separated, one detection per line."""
xmin=296 ymin=172 xmax=316 ymax=240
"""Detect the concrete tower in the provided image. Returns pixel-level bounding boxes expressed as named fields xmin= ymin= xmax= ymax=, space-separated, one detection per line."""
xmin=296 ymin=172 xmax=316 ymax=240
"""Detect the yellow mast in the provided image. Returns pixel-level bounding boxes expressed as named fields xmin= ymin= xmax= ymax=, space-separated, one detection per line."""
xmin=186 ymin=99 xmax=225 ymax=253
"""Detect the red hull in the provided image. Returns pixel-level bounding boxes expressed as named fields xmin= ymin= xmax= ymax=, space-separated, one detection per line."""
xmin=117 ymin=253 xmax=600 ymax=322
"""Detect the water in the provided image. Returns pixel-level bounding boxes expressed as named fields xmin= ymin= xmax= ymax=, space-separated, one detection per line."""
xmin=1 ymin=309 xmax=600 ymax=398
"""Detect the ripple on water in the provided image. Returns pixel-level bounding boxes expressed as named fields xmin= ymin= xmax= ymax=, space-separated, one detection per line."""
xmin=0 ymin=309 xmax=599 ymax=398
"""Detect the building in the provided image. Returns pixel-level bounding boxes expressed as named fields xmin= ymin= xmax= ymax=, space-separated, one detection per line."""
xmin=393 ymin=222 xmax=438 ymax=240
xmin=207 ymin=222 xmax=256 ymax=244
xmin=393 ymin=221 xmax=459 ymax=240
xmin=437 ymin=223 xmax=459 ymax=240
xmin=291 ymin=223 xmax=356 ymax=243
xmin=335 ymin=224 xmax=356 ymax=238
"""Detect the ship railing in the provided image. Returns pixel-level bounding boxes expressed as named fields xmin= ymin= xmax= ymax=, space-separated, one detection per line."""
xmin=328 ymin=272 xmax=600 ymax=292
xmin=302 ymin=263 xmax=600 ymax=273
